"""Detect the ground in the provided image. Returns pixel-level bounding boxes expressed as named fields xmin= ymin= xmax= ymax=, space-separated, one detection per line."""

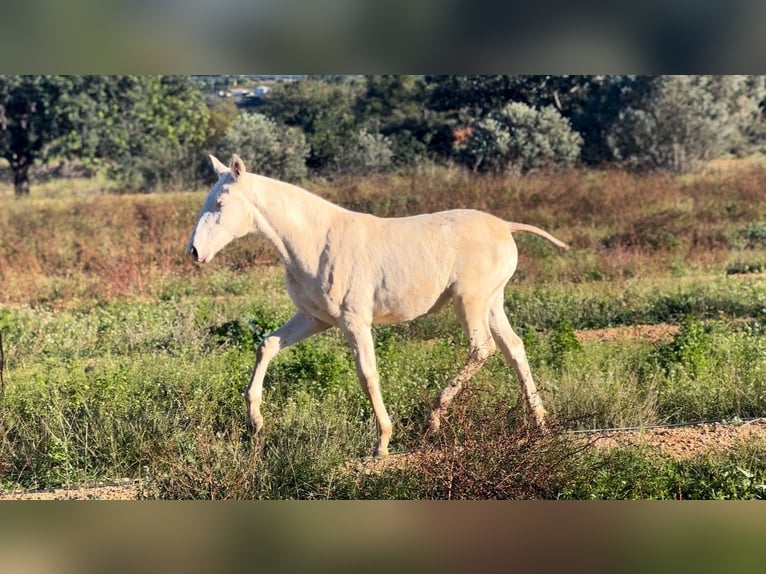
xmin=0 ymin=478 xmax=141 ymax=501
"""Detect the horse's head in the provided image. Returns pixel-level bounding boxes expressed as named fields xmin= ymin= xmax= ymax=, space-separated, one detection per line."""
xmin=187 ymin=154 xmax=254 ymax=263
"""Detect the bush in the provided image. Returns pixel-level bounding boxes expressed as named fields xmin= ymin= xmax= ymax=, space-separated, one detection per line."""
xmin=608 ymin=76 xmax=766 ymax=173
xmin=217 ymin=112 xmax=309 ymax=183
xmin=411 ymin=382 xmax=592 ymax=499
xmin=460 ymin=102 xmax=583 ymax=174
xmin=336 ymin=129 xmax=394 ymax=175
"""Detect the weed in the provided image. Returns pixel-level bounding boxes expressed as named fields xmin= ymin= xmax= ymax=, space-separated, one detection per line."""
xmin=657 ymin=315 xmax=712 ymax=377
xmin=546 ymin=321 xmax=583 ymax=371
xmin=410 ymin=382 xmax=595 ymax=499
xmin=741 ymin=222 xmax=766 ymax=248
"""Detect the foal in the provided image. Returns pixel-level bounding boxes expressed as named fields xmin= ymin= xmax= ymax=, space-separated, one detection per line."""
xmin=188 ymin=154 xmax=568 ymax=457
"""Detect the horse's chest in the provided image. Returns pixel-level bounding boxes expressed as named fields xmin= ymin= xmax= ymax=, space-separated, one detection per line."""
xmin=285 ymin=269 xmax=341 ymax=324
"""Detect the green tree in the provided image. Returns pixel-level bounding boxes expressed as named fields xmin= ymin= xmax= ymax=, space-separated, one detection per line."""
xmin=336 ymin=128 xmax=394 ymax=175
xmin=355 ymin=75 xmax=436 ymax=166
xmin=217 ymin=112 xmax=309 ymax=182
xmin=423 ymin=75 xmax=603 ymax=163
xmin=1 ymin=75 xmax=213 ymax=195
xmin=74 ymin=76 xmax=211 ymax=191
xmin=0 ymin=76 xmax=79 ymax=196
xmin=260 ymin=78 xmax=360 ymax=173
xmin=567 ymin=75 xmax=638 ymax=165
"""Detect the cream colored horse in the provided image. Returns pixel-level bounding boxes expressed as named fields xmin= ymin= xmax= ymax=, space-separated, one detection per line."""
xmin=188 ymin=154 xmax=568 ymax=457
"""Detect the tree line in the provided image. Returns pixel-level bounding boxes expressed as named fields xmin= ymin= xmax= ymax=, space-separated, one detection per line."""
xmin=2 ymin=75 xmax=766 ymax=195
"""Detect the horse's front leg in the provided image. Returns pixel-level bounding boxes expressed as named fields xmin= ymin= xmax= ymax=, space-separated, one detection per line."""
xmin=340 ymin=319 xmax=393 ymax=458
xmin=245 ymin=312 xmax=330 ymax=434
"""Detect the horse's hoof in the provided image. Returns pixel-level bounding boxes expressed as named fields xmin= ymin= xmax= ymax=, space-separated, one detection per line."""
xmin=426 ymin=411 xmax=442 ymax=434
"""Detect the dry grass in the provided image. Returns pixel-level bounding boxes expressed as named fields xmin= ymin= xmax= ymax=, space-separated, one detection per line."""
xmin=1 ymin=162 xmax=765 ymax=307
xmin=407 ymin=382 xmax=596 ymax=499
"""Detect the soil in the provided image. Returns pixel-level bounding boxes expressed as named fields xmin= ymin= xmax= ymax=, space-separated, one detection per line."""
xmin=0 ymin=478 xmax=141 ymax=501
xmin=586 ymin=418 xmax=766 ymax=460
xmin=575 ymin=323 xmax=680 ymax=344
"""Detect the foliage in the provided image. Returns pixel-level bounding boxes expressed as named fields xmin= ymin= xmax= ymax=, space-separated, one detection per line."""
xmin=0 ymin=76 xmax=81 ymax=195
xmin=77 ymin=76 xmax=212 ymax=192
xmin=0 ymin=76 xmax=213 ymax=194
xmin=424 ymin=75 xmax=593 ymax=121
xmin=355 ymin=75 xmax=435 ymax=166
xmin=608 ymin=76 xmax=766 ymax=173
xmin=260 ymin=78 xmax=360 ymax=173
xmin=335 ymin=128 xmax=394 ymax=175
xmin=563 ymin=443 xmax=766 ymax=500
xmin=460 ymin=102 xmax=582 ymax=174
xmin=217 ymin=112 xmax=309 ymax=182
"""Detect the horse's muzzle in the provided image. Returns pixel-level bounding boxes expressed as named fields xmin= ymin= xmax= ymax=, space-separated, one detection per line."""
xmin=188 ymin=245 xmax=202 ymax=262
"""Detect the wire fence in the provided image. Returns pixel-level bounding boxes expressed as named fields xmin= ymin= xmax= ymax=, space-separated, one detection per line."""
xmin=569 ymin=416 xmax=764 ymax=435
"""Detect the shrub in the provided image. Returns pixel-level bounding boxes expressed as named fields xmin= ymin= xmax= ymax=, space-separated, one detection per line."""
xmin=741 ymin=222 xmax=766 ymax=249
xmin=411 ymin=382 xmax=592 ymax=499
xmin=217 ymin=112 xmax=309 ymax=183
xmin=336 ymin=129 xmax=394 ymax=175
xmin=460 ymin=102 xmax=583 ymax=174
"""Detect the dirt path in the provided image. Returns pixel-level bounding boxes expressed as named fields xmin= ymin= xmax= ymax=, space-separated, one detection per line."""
xmin=0 ymin=478 xmax=140 ymax=501
xmin=587 ymin=418 xmax=766 ymax=460
xmin=575 ymin=323 xmax=680 ymax=344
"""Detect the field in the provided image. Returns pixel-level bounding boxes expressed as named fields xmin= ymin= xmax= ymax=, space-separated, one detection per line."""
xmin=2 ymin=161 xmax=766 ymax=499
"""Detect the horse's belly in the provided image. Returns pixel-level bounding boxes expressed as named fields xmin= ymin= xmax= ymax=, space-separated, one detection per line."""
xmin=372 ymin=284 xmax=451 ymax=324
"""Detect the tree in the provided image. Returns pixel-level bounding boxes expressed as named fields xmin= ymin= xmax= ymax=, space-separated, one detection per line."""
xmin=567 ymin=75 xmax=638 ymax=165
xmin=73 ymin=76 xmax=212 ymax=191
xmin=260 ymin=78 xmax=360 ymax=173
xmin=608 ymin=75 xmax=766 ymax=173
xmin=423 ymin=75 xmax=602 ymax=164
xmin=355 ymin=75 xmax=441 ymax=167
xmin=460 ymin=102 xmax=582 ymax=174
xmin=217 ymin=112 xmax=309 ymax=183
xmin=0 ymin=76 xmax=80 ymax=195
xmin=1 ymin=76 xmax=213 ymax=195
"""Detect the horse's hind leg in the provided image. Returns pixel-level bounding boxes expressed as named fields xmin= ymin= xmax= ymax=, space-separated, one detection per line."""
xmin=427 ymin=296 xmax=496 ymax=433
xmin=489 ymin=294 xmax=547 ymax=428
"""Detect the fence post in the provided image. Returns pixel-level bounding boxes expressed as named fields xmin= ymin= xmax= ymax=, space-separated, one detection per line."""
xmin=0 ymin=331 xmax=4 ymax=399
xmin=0 ymin=330 xmax=4 ymax=433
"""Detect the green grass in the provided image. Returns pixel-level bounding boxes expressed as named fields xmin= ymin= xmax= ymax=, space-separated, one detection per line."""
xmin=2 ymin=270 xmax=765 ymax=497
xmin=560 ymin=441 xmax=766 ymax=500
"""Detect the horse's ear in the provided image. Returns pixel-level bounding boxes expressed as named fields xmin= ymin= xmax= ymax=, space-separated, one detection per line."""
xmin=209 ymin=155 xmax=229 ymax=177
xmin=231 ymin=154 xmax=246 ymax=180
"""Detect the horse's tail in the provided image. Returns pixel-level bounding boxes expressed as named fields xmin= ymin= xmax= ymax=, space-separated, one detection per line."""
xmin=508 ymin=222 xmax=569 ymax=250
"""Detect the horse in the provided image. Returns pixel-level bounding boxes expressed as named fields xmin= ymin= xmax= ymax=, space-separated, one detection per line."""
xmin=187 ymin=154 xmax=568 ymax=457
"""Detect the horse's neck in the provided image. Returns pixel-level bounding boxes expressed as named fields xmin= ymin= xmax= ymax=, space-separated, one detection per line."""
xmin=244 ymin=173 xmax=343 ymax=271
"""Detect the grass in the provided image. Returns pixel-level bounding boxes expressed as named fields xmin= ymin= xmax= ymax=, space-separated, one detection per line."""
xmin=2 ymin=161 xmax=766 ymax=498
